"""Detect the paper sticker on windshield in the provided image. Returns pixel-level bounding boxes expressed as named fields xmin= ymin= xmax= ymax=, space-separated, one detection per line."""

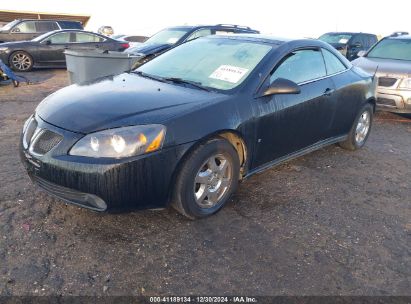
xmin=339 ymin=38 xmax=349 ymax=44
xmin=209 ymin=65 xmax=249 ymax=83
xmin=167 ymin=37 xmax=179 ymax=44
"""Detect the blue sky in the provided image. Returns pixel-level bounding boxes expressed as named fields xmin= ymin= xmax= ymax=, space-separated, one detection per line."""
xmin=2 ymin=0 xmax=410 ymax=38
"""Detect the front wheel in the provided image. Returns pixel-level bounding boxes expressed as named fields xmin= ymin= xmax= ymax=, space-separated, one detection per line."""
xmin=9 ymin=51 xmax=33 ymax=72
xmin=339 ymin=103 xmax=373 ymax=151
xmin=172 ymin=138 xmax=240 ymax=219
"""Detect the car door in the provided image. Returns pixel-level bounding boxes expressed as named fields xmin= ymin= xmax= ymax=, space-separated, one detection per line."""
xmin=38 ymin=32 xmax=72 ymax=66
xmin=251 ymin=48 xmax=336 ymax=168
xmin=9 ymin=21 xmax=37 ymax=41
xmin=321 ymin=48 xmax=362 ymax=137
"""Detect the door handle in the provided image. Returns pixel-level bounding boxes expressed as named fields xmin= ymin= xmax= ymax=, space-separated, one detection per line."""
xmin=323 ymin=88 xmax=335 ymax=96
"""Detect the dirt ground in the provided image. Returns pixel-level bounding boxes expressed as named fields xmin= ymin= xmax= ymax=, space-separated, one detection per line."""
xmin=0 ymin=70 xmax=410 ymax=296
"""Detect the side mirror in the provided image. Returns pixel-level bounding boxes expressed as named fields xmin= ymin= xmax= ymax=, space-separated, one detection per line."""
xmin=263 ymin=78 xmax=301 ymax=96
xmin=357 ymin=50 xmax=366 ymax=57
xmin=11 ymin=28 xmax=20 ymax=33
xmin=44 ymin=40 xmax=52 ymax=45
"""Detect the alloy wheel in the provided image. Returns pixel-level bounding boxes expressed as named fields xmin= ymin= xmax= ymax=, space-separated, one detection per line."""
xmin=355 ymin=111 xmax=371 ymax=144
xmin=11 ymin=53 xmax=32 ymax=71
xmin=193 ymin=153 xmax=232 ymax=208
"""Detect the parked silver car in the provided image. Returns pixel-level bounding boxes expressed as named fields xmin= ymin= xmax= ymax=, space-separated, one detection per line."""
xmin=352 ymin=34 xmax=411 ymax=113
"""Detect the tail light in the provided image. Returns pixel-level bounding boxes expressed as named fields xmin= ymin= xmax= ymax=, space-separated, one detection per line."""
xmin=121 ymin=43 xmax=130 ymax=49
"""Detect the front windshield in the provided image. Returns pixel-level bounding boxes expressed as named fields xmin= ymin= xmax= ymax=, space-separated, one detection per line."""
xmin=319 ymin=33 xmax=352 ymax=44
xmin=367 ymin=38 xmax=411 ymax=61
xmin=137 ymin=37 xmax=272 ymax=91
xmin=31 ymin=31 xmax=53 ymax=42
xmin=144 ymin=28 xmax=190 ymax=45
xmin=1 ymin=20 xmax=20 ymax=31
xmin=111 ymin=34 xmax=125 ymax=40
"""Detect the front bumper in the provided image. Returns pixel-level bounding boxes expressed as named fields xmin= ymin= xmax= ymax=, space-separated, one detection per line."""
xmin=0 ymin=52 xmax=10 ymax=65
xmin=376 ymin=87 xmax=411 ymax=114
xmin=20 ymin=115 xmax=193 ymax=212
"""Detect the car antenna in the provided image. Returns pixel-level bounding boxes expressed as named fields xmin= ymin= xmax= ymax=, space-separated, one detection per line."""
xmin=372 ymin=65 xmax=379 ymax=81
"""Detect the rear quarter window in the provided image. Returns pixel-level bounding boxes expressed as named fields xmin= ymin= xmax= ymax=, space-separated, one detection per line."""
xmin=58 ymin=21 xmax=83 ymax=30
xmin=322 ymin=48 xmax=347 ymax=75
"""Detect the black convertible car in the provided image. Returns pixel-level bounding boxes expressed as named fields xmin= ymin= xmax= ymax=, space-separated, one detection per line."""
xmin=20 ymin=34 xmax=376 ymax=219
xmin=0 ymin=29 xmax=129 ymax=71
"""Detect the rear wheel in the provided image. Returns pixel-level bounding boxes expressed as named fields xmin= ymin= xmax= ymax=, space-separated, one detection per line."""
xmin=339 ymin=103 xmax=373 ymax=150
xmin=172 ymin=138 xmax=240 ymax=219
xmin=9 ymin=51 xmax=33 ymax=72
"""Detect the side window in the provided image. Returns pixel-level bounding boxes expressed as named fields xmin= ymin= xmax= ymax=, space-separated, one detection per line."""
xmin=36 ymin=21 xmax=59 ymax=32
xmin=350 ymin=35 xmax=362 ymax=47
xmin=186 ymin=29 xmax=212 ymax=41
xmin=322 ymin=48 xmax=346 ymax=75
xmin=215 ymin=30 xmax=236 ymax=35
xmin=270 ymin=49 xmax=326 ymax=84
xmin=48 ymin=32 xmax=71 ymax=44
xmin=75 ymin=32 xmax=104 ymax=43
xmin=58 ymin=21 xmax=83 ymax=30
xmin=360 ymin=35 xmax=368 ymax=47
xmin=12 ymin=21 xmax=36 ymax=33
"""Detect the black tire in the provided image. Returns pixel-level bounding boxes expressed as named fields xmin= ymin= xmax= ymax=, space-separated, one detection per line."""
xmin=9 ymin=51 xmax=33 ymax=72
xmin=172 ymin=138 xmax=240 ymax=219
xmin=339 ymin=103 xmax=373 ymax=151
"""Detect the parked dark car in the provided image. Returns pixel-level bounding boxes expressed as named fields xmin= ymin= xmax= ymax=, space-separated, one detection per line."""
xmin=111 ymin=34 xmax=149 ymax=48
xmin=0 ymin=19 xmax=83 ymax=43
xmin=352 ymin=34 xmax=411 ymax=113
xmin=318 ymin=32 xmax=378 ymax=61
xmin=0 ymin=29 xmax=130 ymax=71
xmin=125 ymin=24 xmax=259 ymax=67
xmin=20 ymin=35 xmax=376 ymax=219
xmin=111 ymin=34 xmax=148 ymax=43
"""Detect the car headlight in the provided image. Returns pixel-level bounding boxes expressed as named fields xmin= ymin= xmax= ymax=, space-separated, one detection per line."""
xmin=22 ymin=115 xmax=33 ymax=133
xmin=399 ymin=78 xmax=411 ymax=90
xmin=69 ymin=125 xmax=166 ymax=158
xmin=0 ymin=47 xmax=9 ymax=53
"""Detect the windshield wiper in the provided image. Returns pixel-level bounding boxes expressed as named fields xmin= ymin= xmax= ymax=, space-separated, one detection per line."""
xmin=132 ymin=71 xmax=167 ymax=83
xmin=163 ymin=77 xmax=211 ymax=92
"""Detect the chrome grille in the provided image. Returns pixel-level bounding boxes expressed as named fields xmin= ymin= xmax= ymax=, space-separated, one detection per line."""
xmin=23 ymin=117 xmax=37 ymax=149
xmin=31 ymin=130 xmax=62 ymax=155
xmin=378 ymin=77 xmax=398 ymax=87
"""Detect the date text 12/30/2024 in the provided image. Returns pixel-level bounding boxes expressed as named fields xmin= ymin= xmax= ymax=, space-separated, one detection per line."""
xmin=149 ymin=296 xmax=258 ymax=303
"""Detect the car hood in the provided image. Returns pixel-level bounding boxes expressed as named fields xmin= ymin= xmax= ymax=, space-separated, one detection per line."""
xmin=352 ymin=57 xmax=411 ymax=78
xmin=36 ymin=73 xmax=226 ymax=134
xmin=125 ymin=43 xmax=172 ymax=56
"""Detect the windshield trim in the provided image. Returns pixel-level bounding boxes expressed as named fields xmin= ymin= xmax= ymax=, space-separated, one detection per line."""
xmin=135 ymin=37 xmax=275 ymax=94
